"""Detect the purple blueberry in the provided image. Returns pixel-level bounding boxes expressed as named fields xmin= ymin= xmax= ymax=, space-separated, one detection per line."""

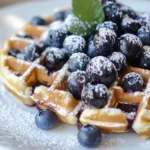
xmin=22 ymin=44 xmax=42 ymax=62
xmin=139 ymin=46 xmax=150 ymax=69
xmin=82 ymin=83 xmax=109 ymax=108
xmin=69 ymin=53 xmax=90 ymax=72
xmin=35 ymin=109 xmax=58 ymax=130
xmin=43 ymin=47 xmax=67 ymax=71
xmin=30 ymin=16 xmax=46 ymax=26
xmin=16 ymin=53 xmax=25 ymax=60
xmin=119 ymin=34 xmax=143 ymax=60
xmin=8 ymin=49 xmax=20 ymax=57
xmin=63 ymin=35 xmax=86 ymax=57
xmin=137 ymin=13 xmax=150 ymax=26
xmin=86 ymin=56 xmax=117 ymax=87
xmin=94 ymin=28 xmax=117 ymax=56
xmin=120 ymin=6 xmax=137 ymax=19
xmin=103 ymin=2 xmax=123 ymax=24
xmin=42 ymin=21 xmax=67 ymax=48
xmin=96 ymin=21 xmax=118 ymax=34
xmin=121 ymin=17 xmax=141 ymax=34
xmin=78 ymin=125 xmax=102 ymax=148
xmin=67 ymin=70 xmax=87 ymax=100
xmin=137 ymin=26 xmax=150 ymax=46
xmin=121 ymin=72 xmax=144 ymax=92
xmin=109 ymin=52 xmax=127 ymax=72
xmin=54 ymin=11 xmax=65 ymax=21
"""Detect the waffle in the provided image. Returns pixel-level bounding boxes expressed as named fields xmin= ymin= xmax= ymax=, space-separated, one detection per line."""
xmin=80 ymin=66 xmax=150 ymax=138
xmin=1 ymin=8 xmax=150 ymax=139
xmin=0 ymin=9 xmax=79 ymax=125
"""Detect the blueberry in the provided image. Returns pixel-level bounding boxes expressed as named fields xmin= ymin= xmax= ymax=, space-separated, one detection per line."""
xmin=121 ymin=72 xmax=144 ymax=92
xmin=109 ymin=52 xmax=127 ymax=72
xmin=54 ymin=11 xmax=65 ymax=21
xmin=67 ymin=70 xmax=87 ymax=100
xmin=78 ymin=125 xmax=102 ymax=148
xmin=137 ymin=26 xmax=150 ymax=46
xmin=35 ymin=109 xmax=58 ymax=130
xmin=16 ymin=53 xmax=25 ymax=60
xmin=87 ymin=40 xmax=98 ymax=58
xmin=96 ymin=21 xmax=118 ymax=34
xmin=42 ymin=21 xmax=67 ymax=48
xmin=120 ymin=6 xmax=137 ymax=19
xmin=139 ymin=46 xmax=150 ymax=69
xmin=8 ymin=49 xmax=20 ymax=57
xmin=63 ymin=35 xmax=86 ymax=57
xmin=22 ymin=44 xmax=42 ymax=62
xmin=30 ymin=16 xmax=46 ymax=26
xmin=43 ymin=47 xmax=67 ymax=71
xmin=94 ymin=28 xmax=117 ymax=56
xmin=64 ymin=9 xmax=72 ymax=18
xmin=119 ymin=34 xmax=143 ymax=61
xmin=82 ymin=83 xmax=109 ymax=108
xmin=103 ymin=2 xmax=123 ymax=25
xmin=69 ymin=53 xmax=90 ymax=72
xmin=86 ymin=56 xmax=117 ymax=87
xmin=120 ymin=17 xmax=141 ymax=34
xmin=101 ymin=0 xmax=116 ymax=7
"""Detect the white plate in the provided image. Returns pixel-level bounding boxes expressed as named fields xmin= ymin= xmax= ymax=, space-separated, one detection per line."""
xmin=0 ymin=0 xmax=150 ymax=150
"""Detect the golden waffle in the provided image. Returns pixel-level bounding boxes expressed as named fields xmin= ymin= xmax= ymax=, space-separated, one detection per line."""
xmin=0 ymin=9 xmax=79 ymax=125
xmin=80 ymin=66 xmax=150 ymax=138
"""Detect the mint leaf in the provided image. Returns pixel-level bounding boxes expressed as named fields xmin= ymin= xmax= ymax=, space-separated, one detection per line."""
xmin=72 ymin=0 xmax=104 ymax=23
xmin=65 ymin=14 xmax=96 ymax=37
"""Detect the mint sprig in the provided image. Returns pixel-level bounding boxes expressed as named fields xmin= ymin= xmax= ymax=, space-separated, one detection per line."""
xmin=72 ymin=0 xmax=104 ymax=23
xmin=66 ymin=0 xmax=104 ymax=36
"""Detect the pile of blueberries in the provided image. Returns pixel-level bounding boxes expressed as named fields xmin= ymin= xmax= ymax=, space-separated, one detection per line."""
xmin=8 ymin=0 xmax=150 ymax=148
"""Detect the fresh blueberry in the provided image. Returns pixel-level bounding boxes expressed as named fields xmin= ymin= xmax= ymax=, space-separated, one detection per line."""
xmin=120 ymin=17 xmax=141 ymax=34
xmin=63 ymin=35 xmax=86 ymax=57
xmin=139 ymin=46 xmax=150 ymax=69
xmin=87 ymin=40 xmax=98 ymax=58
xmin=109 ymin=52 xmax=127 ymax=72
xmin=103 ymin=2 xmax=123 ymax=25
xmin=42 ymin=21 xmax=68 ymax=48
xmin=86 ymin=56 xmax=117 ymax=87
xmin=8 ymin=49 xmax=20 ymax=57
xmin=119 ymin=34 xmax=143 ymax=61
xmin=64 ymin=9 xmax=72 ymax=18
xmin=43 ymin=47 xmax=67 ymax=71
xmin=22 ymin=44 xmax=42 ymax=62
xmin=16 ymin=53 xmax=25 ymax=60
xmin=54 ymin=11 xmax=65 ymax=21
xmin=94 ymin=28 xmax=117 ymax=56
xmin=82 ymin=83 xmax=109 ymax=108
xmin=96 ymin=21 xmax=118 ymax=34
xmin=137 ymin=26 xmax=150 ymax=46
xmin=120 ymin=6 xmax=137 ymax=19
xmin=35 ymin=109 xmax=58 ymax=130
xmin=121 ymin=72 xmax=144 ymax=92
xmin=78 ymin=125 xmax=102 ymax=148
xmin=67 ymin=70 xmax=87 ymax=100
xmin=69 ymin=53 xmax=90 ymax=72
xmin=30 ymin=16 xmax=46 ymax=26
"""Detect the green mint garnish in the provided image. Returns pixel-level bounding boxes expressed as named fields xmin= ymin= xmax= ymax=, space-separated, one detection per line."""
xmin=72 ymin=0 xmax=104 ymax=23
xmin=65 ymin=0 xmax=104 ymax=36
